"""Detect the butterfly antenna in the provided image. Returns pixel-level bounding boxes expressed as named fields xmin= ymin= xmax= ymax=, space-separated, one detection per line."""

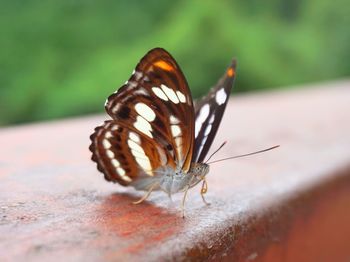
xmin=204 ymin=141 xmax=227 ymax=164
xmin=207 ymin=145 xmax=280 ymax=165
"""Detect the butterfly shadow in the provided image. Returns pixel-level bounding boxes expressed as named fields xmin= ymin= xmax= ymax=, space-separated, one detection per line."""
xmin=92 ymin=191 xmax=186 ymax=249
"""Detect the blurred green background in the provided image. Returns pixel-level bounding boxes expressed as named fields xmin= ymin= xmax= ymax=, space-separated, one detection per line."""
xmin=1 ymin=0 xmax=349 ymax=126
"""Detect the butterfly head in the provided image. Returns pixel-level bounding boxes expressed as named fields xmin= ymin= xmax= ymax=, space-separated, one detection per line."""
xmin=189 ymin=162 xmax=210 ymax=180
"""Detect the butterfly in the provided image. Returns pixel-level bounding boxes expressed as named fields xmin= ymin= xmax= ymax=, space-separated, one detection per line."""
xmin=89 ymin=48 xmax=236 ymax=215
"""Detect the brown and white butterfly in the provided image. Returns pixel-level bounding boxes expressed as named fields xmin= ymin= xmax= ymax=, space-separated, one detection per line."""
xmin=89 ymin=48 xmax=236 ymax=215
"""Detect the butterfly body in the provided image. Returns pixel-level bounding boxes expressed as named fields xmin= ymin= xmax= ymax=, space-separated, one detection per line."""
xmin=158 ymin=162 xmax=209 ymax=194
xmin=127 ymin=162 xmax=209 ymax=195
xmin=90 ymin=48 xmax=236 ymax=209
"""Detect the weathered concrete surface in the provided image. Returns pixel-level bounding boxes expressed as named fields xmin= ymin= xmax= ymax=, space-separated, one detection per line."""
xmin=1 ymin=80 xmax=350 ymax=261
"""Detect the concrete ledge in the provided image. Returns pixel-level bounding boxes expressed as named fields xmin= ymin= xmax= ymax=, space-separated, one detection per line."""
xmin=1 ymin=81 xmax=350 ymax=261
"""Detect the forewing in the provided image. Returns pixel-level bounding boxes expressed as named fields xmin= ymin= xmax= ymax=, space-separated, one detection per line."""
xmin=104 ymin=48 xmax=195 ymax=172
xmin=193 ymin=59 xmax=237 ymax=163
xmin=90 ymin=48 xmax=195 ymax=188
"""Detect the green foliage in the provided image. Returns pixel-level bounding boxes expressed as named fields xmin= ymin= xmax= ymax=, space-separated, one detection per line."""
xmin=0 ymin=0 xmax=349 ymax=125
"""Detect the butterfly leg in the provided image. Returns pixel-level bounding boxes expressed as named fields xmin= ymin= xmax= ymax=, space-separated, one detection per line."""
xmin=200 ymin=179 xmax=210 ymax=206
xmin=181 ymin=176 xmax=196 ymax=218
xmin=181 ymin=184 xmax=191 ymax=218
xmin=168 ymin=192 xmax=173 ymax=202
xmin=132 ymin=183 xmax=158 ymax=205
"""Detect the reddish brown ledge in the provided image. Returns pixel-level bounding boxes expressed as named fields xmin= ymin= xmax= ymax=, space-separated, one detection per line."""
xmin=1 ymin=81 xmax=350 ymax=261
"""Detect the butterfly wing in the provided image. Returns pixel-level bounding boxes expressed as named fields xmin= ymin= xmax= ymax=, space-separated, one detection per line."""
xmin=90 ymin=120 xmax=173 ymax=189
xmin=90 ymin=48 xmax=195 ymax=189
xmin=193 ymin=59 xmax=236 ymax=163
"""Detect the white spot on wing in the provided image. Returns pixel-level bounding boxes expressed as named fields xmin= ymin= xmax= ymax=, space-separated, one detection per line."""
xmin=131 ymin=149 xmax=149 ymax=160
xmin=197 ymin=131 xmax=209 ymax=157
xmin=105 ymin=131 xmax=113 ymax=138
xmin=111 ymin=159 xmax=120 ymax=167
xmin=201 ymin=135 xmax=208 ymax=145
xmin=106 ymin=150 xmax=115 ymax=158
xmin=176 ymin=91 xmax=186 ymax=103
xmin=171 ymin=125 xmax=181 ymax=137
xmin=198 ymin=104 xmax=210 ymax=122
xmin=128 ymin=143 xmax=153 ymax=175
xmin=135 ymin=157 xmax=152 ymax=174
xmin=117 ymin=167 xmax=125 ymax=176
xmin=195 ymin=104 xmax=210 ymax=137
xmin=216 ymin=88 xmax=227 ymax=105
xmin=161 ymin=84 xmax=179 ymax=104
xmin=170 ymin=115 xmax=180 ymax=124
xmin=129 ymin=132 xmax=140 ymax=143
xmin=117 ymin=167 xmax=132 ymax=182
xmin=195 ymin=126 xmax=200 ymax=137
xmin=135 ymin=103 xmax=156 ymax=122
xmin=152 ymin=87 xmax=168 ymax=101
xmin=128 ymin=139 xmax=144 ymax=153
xmin=102 ymin=139 xmax=111 ymax=149
xmin=209 ymin=114 xmax=215 ymax=124
xmin=134 ymin=116 xmax=153 ymax=138
xmin=197 ymin=144 xmax=204 ymax=157
xmin=204 ymin=124 xmax=212 ymax=136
